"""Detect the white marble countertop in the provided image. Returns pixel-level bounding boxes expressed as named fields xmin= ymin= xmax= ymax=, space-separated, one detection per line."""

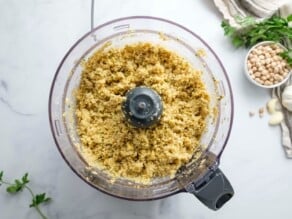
xmin=1 ymin=0 xmax=292 ymax=218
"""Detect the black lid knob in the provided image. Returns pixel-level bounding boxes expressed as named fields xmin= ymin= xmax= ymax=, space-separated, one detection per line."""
xmin=122 ymin=87 xmax=163 ymax=128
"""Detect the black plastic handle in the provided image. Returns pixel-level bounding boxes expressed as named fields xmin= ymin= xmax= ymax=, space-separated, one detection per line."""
xmin=185 ymin=168 xmax=234 ymax=210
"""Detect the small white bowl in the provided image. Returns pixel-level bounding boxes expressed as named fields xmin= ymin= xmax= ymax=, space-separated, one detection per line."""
xmin=244 ymin=41 xmax=291 ymax=89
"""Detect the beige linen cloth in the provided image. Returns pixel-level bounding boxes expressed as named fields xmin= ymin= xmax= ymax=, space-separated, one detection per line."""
xmin=275 ymin=3 xmax=292 ymax=158
xmin=214 ymin=0 xmax=290 ymax=27
xmin=213 ymin=0 xmax=292 ymax=158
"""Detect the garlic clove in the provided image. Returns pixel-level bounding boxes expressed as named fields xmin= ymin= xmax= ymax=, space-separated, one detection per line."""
xmin=282 ymin=85 xmax=292 ymax=112
xmin=267 ymin=98 xmax=279 ymax=114
xmin=268 ymin=111 xmax=284 ymax=126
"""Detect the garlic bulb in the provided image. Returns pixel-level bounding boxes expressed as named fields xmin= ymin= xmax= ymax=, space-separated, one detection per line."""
xmin=282 ymin=85 xmax=292 ymax=112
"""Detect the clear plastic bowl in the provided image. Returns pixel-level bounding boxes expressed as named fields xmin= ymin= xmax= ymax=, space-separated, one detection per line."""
xmin=49 ymin=16 xmax=234 ymax=209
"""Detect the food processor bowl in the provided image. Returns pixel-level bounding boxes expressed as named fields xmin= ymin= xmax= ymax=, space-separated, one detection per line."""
xmin=49 ymin=16 xmax=234 ymax=210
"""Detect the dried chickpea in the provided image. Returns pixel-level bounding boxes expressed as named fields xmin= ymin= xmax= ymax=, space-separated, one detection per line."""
xmin=261 ymin=76 xmax=267 ymax=81
xmin=259 ymin=55 xmax=265 ymax=60
xmin=265 ymin=81 xmax=272 ymax=86
xmin=265 ymin=59 xmax=270 ymax=65
xmin=254 ymin=72 xmax=261 ymax=77
xmin=262 ymin=70 xmax=268 ymax=75
xmin=255 ymin=78 xmax=262 ymax=84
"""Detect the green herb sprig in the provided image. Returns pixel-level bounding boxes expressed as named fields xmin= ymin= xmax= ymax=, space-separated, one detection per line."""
xmin=0 ymin=171 xmax=51 ymax=219
xmin=221 ymin=15 xmax=292 ymax=47
xmin=279 ymin=49 xmax=292 ymax=67
xmin=221 ymin=15 xmax=292 ymax=66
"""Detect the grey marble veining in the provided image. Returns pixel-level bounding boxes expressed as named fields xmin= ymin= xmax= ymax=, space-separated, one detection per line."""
xmin=0 ymin=79 xmax=34 ymax=116
xmin=1 ymin=0 xmax=292 ymax=219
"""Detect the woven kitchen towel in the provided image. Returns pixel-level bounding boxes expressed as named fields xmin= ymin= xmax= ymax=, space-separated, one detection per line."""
xmin=274 ymin=81 xmax=292 ymax=158
xmin=274 ymin=2 xmax=292 ymax=158
xmin=214 ymin=0 xmax=289 ymax=27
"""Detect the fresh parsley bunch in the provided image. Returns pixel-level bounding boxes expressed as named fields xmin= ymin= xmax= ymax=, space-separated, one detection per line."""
xmin=221 ymin=15 xmax=292 ymax=66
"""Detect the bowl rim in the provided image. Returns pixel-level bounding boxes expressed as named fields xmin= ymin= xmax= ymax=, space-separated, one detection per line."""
xmin=244 ymin=41 xmax=291 ymax=89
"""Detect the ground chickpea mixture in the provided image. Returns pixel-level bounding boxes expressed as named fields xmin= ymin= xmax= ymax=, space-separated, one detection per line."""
xmin=75 ymin=42 xmax=210 ymax=183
